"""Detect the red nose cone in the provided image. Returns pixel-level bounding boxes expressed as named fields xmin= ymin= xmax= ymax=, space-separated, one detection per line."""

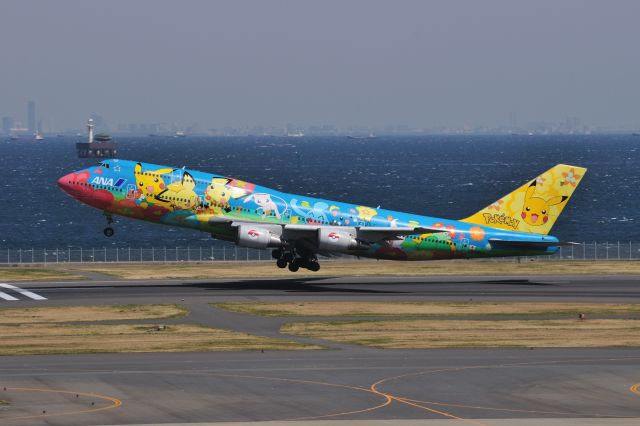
xmin=57 ymin=173 xmax=74 ymax=193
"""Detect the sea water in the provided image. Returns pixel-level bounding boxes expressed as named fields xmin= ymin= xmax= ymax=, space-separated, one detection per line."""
xmin=0 ymin=134 xmax=638 ymax=248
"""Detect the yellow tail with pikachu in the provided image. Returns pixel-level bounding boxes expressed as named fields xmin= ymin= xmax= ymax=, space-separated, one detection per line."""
xmin=461 ymin=164 xmax=586 ymax=235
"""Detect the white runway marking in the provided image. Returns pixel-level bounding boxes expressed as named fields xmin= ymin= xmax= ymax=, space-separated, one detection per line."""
xmin=0 ymin=291 xmax=19 ymax=301
xmin=0 ymin=283 xmax=47 ymax=300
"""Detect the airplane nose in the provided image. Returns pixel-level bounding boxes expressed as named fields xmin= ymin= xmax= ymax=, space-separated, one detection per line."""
xmin=57 ymin=173 xmax=74 ymax=193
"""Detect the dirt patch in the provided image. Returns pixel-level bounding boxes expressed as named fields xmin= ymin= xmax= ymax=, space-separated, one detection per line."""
xmin=215 ymin=301 xmax=640 ymax=317
xmin=282 ymin=319 xmax=640 ymax=348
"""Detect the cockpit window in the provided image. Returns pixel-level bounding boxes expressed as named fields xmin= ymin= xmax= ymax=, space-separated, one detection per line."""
xmin=98 ymin=162 xmax=110 ymax=168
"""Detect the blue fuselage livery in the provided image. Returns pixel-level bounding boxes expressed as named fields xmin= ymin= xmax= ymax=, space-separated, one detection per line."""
xmin=58 ymin=159 xmax=586 ymax=272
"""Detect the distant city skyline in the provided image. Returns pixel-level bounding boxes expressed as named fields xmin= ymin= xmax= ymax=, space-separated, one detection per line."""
xmin=1 ymin=1 xmax=639 ymax=131
xmin=1 ymin=99 xmax=635 ymax=137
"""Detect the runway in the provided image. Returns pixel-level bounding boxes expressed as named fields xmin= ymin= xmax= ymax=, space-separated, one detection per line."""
xmin=4 ymin=273 xmax=640 ymax=305
xmin=1 ymin=274 xmax=639 ymax=425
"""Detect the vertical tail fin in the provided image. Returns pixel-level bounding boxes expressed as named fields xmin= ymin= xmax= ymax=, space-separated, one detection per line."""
xmin=461 ymin=164 xmax=587 ymax=235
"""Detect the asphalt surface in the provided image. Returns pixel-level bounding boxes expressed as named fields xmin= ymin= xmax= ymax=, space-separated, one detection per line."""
xmin=6 ymin=274 xmax=640 ymax=305
xmin=1 ymin=274 xmax=639 ymax=425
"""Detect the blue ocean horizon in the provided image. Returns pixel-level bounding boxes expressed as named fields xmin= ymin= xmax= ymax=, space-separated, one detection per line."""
xmin=1 ymin=135 xmax=638 ymax=249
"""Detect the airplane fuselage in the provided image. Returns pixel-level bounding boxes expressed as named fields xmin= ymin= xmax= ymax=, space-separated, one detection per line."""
xmin=58 ymin=159 xmax=560 ymax=262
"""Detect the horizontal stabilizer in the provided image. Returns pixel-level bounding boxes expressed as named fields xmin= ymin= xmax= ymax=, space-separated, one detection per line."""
xmin=488 ymin=239 xmax=577 ymax=249
xmin=357 ymin=226 xmax=448 ymax=235
xmin=355 ymin=226 xmax=449 ymax=243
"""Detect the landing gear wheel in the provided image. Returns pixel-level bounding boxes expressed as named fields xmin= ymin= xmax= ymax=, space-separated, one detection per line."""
xmin=276 ymin=258 xmax=287 ymax=268
xmin=288 ymin=260 xmax=300 ymax=272
xmin=103 ymin=212 xmax=115 ymax=237
xmin=307 ymin=261 xmax=320 ymax=272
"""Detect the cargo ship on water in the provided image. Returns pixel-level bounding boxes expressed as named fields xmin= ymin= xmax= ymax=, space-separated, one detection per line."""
xmin=9 ymin=126 xmax=44 ymax=141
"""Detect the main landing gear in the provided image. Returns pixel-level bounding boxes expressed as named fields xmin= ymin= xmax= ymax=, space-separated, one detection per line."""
xmin=103 ymin=213 xmax=115 ymax=237
xmin=272 ymin=249 xmax=320 ymax=272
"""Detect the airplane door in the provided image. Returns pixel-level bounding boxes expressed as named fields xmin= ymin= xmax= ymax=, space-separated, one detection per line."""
xmin=126 ymin=184 xmax=137 ymax=199
xmin=459 ymin=238 xmax=470 ymax=253
xmin=171 ymin=169 xmax=182 ymax=185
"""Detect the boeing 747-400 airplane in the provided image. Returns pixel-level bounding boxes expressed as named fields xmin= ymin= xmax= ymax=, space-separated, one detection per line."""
xmin=58 ymin=160 xmax=586 ymax=271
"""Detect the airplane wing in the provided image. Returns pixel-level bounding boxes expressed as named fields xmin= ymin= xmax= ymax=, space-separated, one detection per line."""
xmin=191 ymin=214 xmax=452 ymax=255
xmin=194 ymin=215 xmax=574 ymax=255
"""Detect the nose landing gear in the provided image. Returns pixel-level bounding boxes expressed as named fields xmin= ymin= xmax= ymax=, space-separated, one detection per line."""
xmin=103 ymin=212 xmax=115 ymax=237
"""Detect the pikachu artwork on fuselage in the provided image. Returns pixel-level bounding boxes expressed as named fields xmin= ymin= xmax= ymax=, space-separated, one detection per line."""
xmin=156 ymin=171 xmax=200 ymax=211
xmin=203 ymin=177 xmax=251 ymax=214
xmin=133 ymin=163 xmax=173 ymax=209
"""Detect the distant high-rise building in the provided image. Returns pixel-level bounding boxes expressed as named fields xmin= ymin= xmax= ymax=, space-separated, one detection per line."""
xmin=2 ymin=116 xmax=14 ymax=134
xmin=90 ymin=113 xmax=107 ymax=132
xmin=509 ymin=111 xmax=517 ymax=130
xmin=27 ymin=100 xmax=36 ymax=132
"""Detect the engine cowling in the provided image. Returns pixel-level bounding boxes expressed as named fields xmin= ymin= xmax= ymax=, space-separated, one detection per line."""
xmin=236 ymin=225 xmax=282 ymax=249
xmin=317 ymin=228 xmax=362 ymax=252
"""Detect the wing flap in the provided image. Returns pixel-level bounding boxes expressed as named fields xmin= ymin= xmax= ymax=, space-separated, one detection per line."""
xmin=284 ymin=224 xmax=449 ymax=243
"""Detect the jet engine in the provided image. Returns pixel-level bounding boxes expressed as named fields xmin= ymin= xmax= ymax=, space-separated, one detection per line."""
xmin=236 ymin=225 xmax=282 ymax=249
xmin=317 ymin=228 xmax=363 ymax=252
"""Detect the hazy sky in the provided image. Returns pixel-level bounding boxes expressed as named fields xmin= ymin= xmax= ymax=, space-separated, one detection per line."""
xmin=1 ymin=0 xmax=639 ymax=130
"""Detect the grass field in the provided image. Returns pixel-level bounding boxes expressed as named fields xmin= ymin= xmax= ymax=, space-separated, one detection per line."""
xmin=281 ymin=318 xmax=640 ymax=348
xmin=63 ymin=259 xmax=640 ymax=280
xmin=0 ymin=267 xmax=85 ymax=282
xmin=0 ymin=304 xmax=187 ymax=324
xmin=214 ymin=301 xmax=640 ymax=317
xmin=0 ymin=323 xmax=319 ymax=355
xmin=1 ymin=260 xmax=639 ymax=282
xmin=0 ymin=304 xmax=320 ymax=355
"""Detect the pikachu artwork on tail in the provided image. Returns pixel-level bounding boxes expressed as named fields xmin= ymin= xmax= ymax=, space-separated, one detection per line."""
xmin=461 ymin=164 xmax=586 ymax=235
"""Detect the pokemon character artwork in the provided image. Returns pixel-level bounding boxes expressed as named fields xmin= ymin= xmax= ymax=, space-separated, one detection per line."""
xmin=58 ymin=161 xmax=586 ymax=272
xmin=462 ymin=164 xmax=584 ymax=235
